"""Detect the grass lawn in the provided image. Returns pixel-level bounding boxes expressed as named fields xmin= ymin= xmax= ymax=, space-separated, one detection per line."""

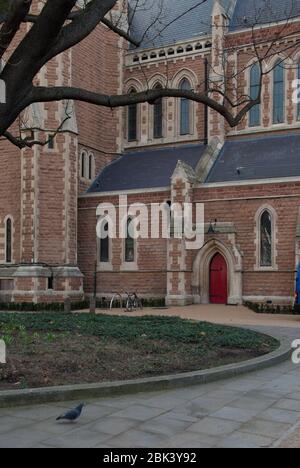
xmin=0 ymin=313 xmax=279 ymax=390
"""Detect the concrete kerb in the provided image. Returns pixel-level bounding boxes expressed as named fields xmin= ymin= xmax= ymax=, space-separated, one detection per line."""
xmin=0 ymin=335 xmax=292 ymax=409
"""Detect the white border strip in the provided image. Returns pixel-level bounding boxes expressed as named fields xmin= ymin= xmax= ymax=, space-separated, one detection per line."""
xmin=227 ymin=17 xmax=300 ymax=37
xmin=202 ymin=176 xmax=300 ymax=188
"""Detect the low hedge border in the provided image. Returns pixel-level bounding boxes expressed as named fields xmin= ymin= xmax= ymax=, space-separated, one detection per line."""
xmin=0 ymin=297 xmax=166 ymax=312
xmin=244 ymin=300 xmax=299 ymax=315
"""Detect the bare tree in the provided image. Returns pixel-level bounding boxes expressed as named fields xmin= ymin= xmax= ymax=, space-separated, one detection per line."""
xmin=0 ymin=0 xmax=299 ymax=149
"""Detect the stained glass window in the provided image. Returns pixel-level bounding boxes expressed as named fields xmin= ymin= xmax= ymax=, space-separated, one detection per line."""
xmin=297 ymin=61 xmax=300 ymax=121
xmin=273 ymin=61 xmax=285 ymax=124
xmin=125 ymin=218 xmax=135 ymax=262
xmin=88 ymin=154 xmax=94 ymax=180
xmin=5 ymin=218 xmax=12 ymax=263
xmin=153 ymin=84 xmax=163 ymax=139
xmin=81 ymin=151 xmax=86 ymax=178
xmin=180 ymin=78 xmax=191 ymax=135
xmin=249 ymin=63 xmax=261 ymax=127
xmin=100 ymin=222 xmax=109 ymax=263
xmin=260 ymin=211 xmax=272 ymax=267
xmin=128 ymin=89 xmax=137 ymax=141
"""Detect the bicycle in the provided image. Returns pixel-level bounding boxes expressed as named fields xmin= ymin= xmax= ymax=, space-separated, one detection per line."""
xmin=124 ymin=291 xmax=143 ymax=312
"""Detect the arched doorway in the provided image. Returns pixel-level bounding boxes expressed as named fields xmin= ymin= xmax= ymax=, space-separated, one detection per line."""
xmin=192 ymin=239 xmax=242 ymax=305
xmin=209 ymin=253 xmax=228 ymax=304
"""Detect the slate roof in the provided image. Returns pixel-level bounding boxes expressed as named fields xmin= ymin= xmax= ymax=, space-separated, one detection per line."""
xmin=87 ymin=144 xmax=205 ymax=193
xmin=205 ymin=134 xmax=300 ymax=183
xmin=128 ymin=0 xmax=233 ymax=49
xmin=230 ymin=0 xmax=300 ymax=31
xmin=128 ymin=0 xmax=300 ymax=49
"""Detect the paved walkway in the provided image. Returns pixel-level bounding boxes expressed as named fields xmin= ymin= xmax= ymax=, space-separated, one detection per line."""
xmin=0 ymin=324 xmax=300 ymax=448
xmin=96 ymin=304 xmax=300 ymax=328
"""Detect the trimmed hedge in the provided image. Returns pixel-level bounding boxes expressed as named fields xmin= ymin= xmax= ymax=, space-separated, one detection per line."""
xmin=0 ymin=301 xmax=87 ymax=312
xmin=0 ymin=297 xmax=166 ymax=312
xmin=244 ymin=300 xmax=298 ymax=315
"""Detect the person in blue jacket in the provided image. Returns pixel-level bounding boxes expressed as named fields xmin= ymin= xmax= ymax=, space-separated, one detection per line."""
xmin=295 ymin=263 xmax=300 ymax=312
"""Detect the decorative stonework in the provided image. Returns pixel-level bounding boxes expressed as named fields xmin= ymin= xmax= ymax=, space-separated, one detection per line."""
xmin=207 ymin=0 xmax=228 ymax=144
xmin=125 ymin=37 xmax=212 ymax=68
xmin=166 ymin=161 xmax=196 ymax=306
xmin=195 ymin=137 xmax=223 ymax=183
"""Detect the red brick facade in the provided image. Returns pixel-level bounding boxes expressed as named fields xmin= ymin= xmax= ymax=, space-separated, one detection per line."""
xmin=0 ymin=1 xmax=299 ymax=306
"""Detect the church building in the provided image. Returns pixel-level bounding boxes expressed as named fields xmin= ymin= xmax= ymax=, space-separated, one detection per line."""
xmin=1 ymin=0 xmax=300 ymax=307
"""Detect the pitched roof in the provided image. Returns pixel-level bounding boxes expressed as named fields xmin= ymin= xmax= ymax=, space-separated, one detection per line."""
xmin=205 ymin=133 xmax=300 ymax=183
xmin=229 ymin=0 xmax=300 ymax=31
xmin=128 ymin=0 xmax=300 ymax=49
xmin=128 ymin=0 xmax=233 ymax=49
xmin=87 ymin=144 xmax=205 ymax=193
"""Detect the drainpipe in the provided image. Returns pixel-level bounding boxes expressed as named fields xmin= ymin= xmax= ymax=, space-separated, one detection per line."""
xmin=94 ymin=260 xmax=98 ymax=300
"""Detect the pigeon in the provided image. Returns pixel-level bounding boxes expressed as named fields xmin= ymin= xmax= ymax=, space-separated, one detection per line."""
xmin=56 ymin=403 xmax=85 ymax=422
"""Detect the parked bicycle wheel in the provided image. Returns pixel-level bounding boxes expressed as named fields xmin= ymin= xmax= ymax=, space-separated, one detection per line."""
xmin=134 ymin=296 xmax=143 ymax=310
xmin=126 ymin=297 xmax=134 ymax=312
xmin=110 ymin=293 xmax=123 ymax=310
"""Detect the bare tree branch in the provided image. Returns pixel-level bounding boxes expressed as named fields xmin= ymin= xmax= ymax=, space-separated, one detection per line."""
xmin=0 ymin=8 xmax=141 ymax=47
xmin=0 ymin=0 xmax=32 ymax=60
xmin=44 ymin=0 xmax=118 ymax=62
xmin=0 ymin=0 xmax=298 ymax=149
xmin=3 ymin=102 xmax=72 ymax=149
xmin=101 ymin=17 xmax=139 ymax=47
xmin=31 ymin=85 xmax=261 ymax=128
xmin=2 ymin=0 xmax=77 ymax=88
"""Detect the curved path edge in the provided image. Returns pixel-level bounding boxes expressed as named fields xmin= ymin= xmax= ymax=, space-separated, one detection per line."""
xmin=0 ymin=335 xmax=292 ymax=409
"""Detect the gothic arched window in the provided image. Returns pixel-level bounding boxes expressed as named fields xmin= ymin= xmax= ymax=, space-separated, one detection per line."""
xmin=88 ymin=153 xmax=94 ymax=180
xmin=249 ymin=63 xmax=261 ymax=127
xmin=153 ymin=83 xmax=163 ymax=139
xmin=297 ymin=61 xmax=300 ymax=120
xmin=5 ymin=218 xmax=12 ymax=264
xmin=99 ymin=221 xmax=109 ymax=263
xmin=273 ymin=61 xmax=285 ymax=124
xmin=125 ymin=218 xmax=135 ymax=263
xmin=81 ymin=151 xmax=86 ymax=178
xmin=260 ymin=210 xmax=272 ymax=267
xmin=128 ymin=88 xmax=138 ymax=141
xmin=180 ymin=78 xmax=192 ymax=135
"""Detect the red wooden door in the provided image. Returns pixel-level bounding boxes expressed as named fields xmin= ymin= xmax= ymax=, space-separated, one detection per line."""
xmin=209 ymin=253 xmax=228 ymax=304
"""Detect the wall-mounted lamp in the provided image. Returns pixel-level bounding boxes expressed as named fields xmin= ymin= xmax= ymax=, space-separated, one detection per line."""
xmin=208 ymin=219 xmax=218 ymax=234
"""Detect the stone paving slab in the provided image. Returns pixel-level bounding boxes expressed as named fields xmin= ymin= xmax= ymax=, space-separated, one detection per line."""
xmin=188 ymin=417 xmax=242 ymax=437
xmin=259 ymin=408 xmax=300 ymax=424
xmin=216 ymin=431 xmax=274 ymax=449
xmin=274 ymin=399 xmax=300 ymax=412
xmin=211 ymin=406 xmax=261 ymax=423
xmin=239 ymin=419 xmax=291 ymax=439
